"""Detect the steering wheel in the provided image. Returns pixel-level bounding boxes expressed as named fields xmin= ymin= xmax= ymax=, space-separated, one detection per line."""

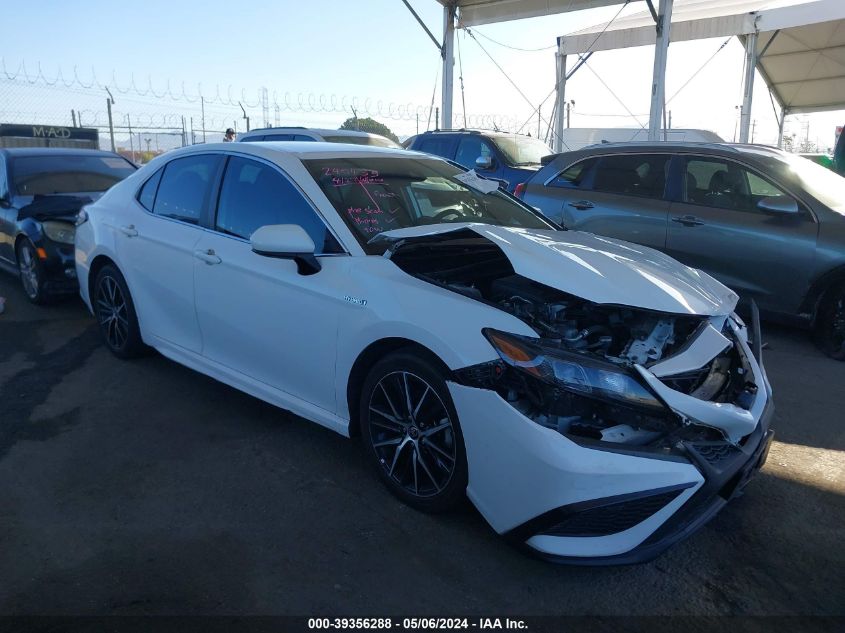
xmin=430 ymin=207 xmax=466 ymax=223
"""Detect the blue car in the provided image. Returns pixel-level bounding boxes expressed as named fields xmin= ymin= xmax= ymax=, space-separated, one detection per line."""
xmin=405 ymin=130 xmax=552 ymax=192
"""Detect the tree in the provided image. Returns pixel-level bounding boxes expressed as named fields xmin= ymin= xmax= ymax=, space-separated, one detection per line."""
xmin=339 ymin=117 xmax=400 ymax=143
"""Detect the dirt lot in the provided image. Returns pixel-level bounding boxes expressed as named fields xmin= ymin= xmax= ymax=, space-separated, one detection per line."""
xmin=0 ymin=273 xmax=843 ymax=618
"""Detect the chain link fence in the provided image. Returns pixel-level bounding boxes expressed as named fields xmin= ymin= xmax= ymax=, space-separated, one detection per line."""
xmin=0 ymin=59 xmax=521 ymax=163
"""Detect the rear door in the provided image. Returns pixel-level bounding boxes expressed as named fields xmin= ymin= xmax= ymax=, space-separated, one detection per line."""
xmin=665 ymin=154 xmax=818 ymax=314
xmin=557 ymin=153 xmax=671 ymax=250
xmin=118 ymin=154 xmax=223 ymax=353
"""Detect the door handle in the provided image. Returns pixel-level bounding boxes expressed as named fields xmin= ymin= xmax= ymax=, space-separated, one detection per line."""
xmin=193 ymin=248 xmax=221 ymax=265
xmin=671 ymin=215 xmax=705 ymax=227
xmin=568 ymin=200 xmax=594 ymax=210
xmin=119 ymin=224 xmax=138 ymax=237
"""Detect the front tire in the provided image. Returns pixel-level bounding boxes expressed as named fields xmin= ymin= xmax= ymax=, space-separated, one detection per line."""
xmin=359 ymin=351 xmax=468 ymax=513
xmin=815 ymin=284 xmax=845 ymax=361
xmin=93 ymin=264 xmax=145 ymax=359
xmin=17 ymin=239 xmax=48 ymax=304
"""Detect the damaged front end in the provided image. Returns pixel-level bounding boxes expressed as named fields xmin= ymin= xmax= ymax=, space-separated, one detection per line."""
xmin=384 ymin=227 xmax=770 ymax=452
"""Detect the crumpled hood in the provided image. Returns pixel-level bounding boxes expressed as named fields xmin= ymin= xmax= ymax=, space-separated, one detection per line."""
xmin=376 ymin=223 xmax=738 ymax=316
xmin=17 ymin=193 xmax=98 ymax=221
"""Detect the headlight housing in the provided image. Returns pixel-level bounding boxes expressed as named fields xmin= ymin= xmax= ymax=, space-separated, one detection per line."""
xmin=41 ymin=220 xmax=76 ymax=245
xmin=483 ymin=328 xmax=665 ymax=412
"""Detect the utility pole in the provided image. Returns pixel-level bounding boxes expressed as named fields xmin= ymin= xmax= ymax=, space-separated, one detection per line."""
xmin=201 ymin=96 xmax=207 ymax=143
xmin=127 ymin=115 xmax=134 ymax=163
xmin=351 ymin=106 xmax=359 ymax=131
xmin=71 ymin=110 xmax=78 ymax=127
xmin=238 ymin=102 xmax=250 ymax=132
xmin=181 ymin=116 xmax=187 ymax=147
xmin=105 ymin=88 xmax=116 ymax=152
xmin=435 ymin=107 xmax=440 ymax=130
xmin=751 ymin=119 xmax=757 ymax=143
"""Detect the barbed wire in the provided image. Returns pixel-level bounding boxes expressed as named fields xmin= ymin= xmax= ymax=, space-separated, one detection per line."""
xmin=0 ymin=58 xmax=519 ymax=129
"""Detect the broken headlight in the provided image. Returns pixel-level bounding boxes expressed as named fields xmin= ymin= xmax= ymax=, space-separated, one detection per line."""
xmin=482 ymin=328 xmax=665 ymax=412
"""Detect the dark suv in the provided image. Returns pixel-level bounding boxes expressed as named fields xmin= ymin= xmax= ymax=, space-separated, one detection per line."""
xmin=405 ymin=130 xmax=552 ymax=191
xmin=520 ymin=142 xmax=845 ymax=359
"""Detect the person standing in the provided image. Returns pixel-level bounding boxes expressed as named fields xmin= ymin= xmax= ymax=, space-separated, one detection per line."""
xmin=223 ymin=128 xmax=236 ymax=142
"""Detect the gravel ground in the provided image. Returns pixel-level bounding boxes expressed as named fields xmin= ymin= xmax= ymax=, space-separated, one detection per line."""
xmin=0 ymin=273 xmax=843 ymax=619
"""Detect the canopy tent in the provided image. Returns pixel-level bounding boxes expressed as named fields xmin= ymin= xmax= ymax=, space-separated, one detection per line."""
xmin=559 ymin=0 xmax=845 ymax=147
xmin=431 ymin=1 xmax=630 ymax=132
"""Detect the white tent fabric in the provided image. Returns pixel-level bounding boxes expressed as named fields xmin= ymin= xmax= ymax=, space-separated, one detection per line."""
xmin=560 ymin=0 xmax=845 ymax=114
xmin=436 ymin=0 xmax=626 ymax=27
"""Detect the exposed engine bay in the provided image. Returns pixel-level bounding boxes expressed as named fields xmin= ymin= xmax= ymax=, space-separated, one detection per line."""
xmin=388 ymin=232 xmax=758 ymax=448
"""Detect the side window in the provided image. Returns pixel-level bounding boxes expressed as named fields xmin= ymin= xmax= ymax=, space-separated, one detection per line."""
xmin=683 ymin=157 xmax=792 ymax=213
xmin=417 ymin=137 xmax=455 ymax=160
xmin=593 ymin=154 xmax=669 ymax=198
xmin=263 ymin=134 xmax=293 ymax=141
xmin=548 ymin=158 xmax=597 ymax=189
xmin=215 ymin=156 xmax=342 ymax=254
xmin=292 ymin=135 xmax=317 ymax=142
xmin=153 ymin=155 xmax=220 ymax=224
xmin=454 ymin=137 xmax=494 ymax=169
xmin=240 ymin=135 xmax=265 ymax=142
xmin=137 ymin=167 xmax=163 ymax=211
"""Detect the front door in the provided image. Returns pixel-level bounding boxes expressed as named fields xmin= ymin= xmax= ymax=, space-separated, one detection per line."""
xmin=665 ymin=155 xmax=818 ymax=315
xmin=193 ymin=155 xmax=347 ymax=413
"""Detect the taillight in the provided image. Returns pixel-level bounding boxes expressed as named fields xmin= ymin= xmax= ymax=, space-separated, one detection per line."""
xmin=513 ymin=182 xmax=526 ymax=199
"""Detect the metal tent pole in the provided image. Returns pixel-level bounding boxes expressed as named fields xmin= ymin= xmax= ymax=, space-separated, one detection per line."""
xmin=739 ymin=32 xmax=758 ymax=143
xmin=777 ymin=107 xmax=788 ymax=148
xmin=648 ymin=0 xmax=674 ymax=141
xmin=441 ymin=3 xmax=456 ymax=131
xmin=554 ymin=50 xmax=567 ymax=152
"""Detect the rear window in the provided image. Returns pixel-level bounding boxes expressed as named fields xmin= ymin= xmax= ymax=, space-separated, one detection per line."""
xmin=11 ymin=154 xmax=136 ymax=196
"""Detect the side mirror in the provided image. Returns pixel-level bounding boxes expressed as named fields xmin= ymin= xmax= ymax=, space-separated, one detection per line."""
xmin=475 ymin=155 xmax=493 ymax=170
xmin=250 ymin=224 xmax=321 ymax=275
xmin=757 ymin=196 xmax=799 ymax=215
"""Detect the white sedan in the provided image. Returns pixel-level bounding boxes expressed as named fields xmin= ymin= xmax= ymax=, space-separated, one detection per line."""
xmin=75 ymin=142 xmax=774 ymax=563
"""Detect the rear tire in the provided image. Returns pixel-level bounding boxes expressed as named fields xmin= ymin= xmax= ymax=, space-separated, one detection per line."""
xmin=815 ymin=284 xmax=845 ymax=361
xmin=16 ymin=239 xmax=49 ymax=304
xmin=359 ymin=351 xmax=468 ymax=513
xmin=93 ymin=264 xmax=145 ymax=359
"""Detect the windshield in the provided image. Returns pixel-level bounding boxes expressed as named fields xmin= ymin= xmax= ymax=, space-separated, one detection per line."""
xmin=491 ymin=136 xmax=552 ymax=166
xmin=304 ymin=157 xmax=553 ymax=254
xmin=322 ymin=135 xmax=402 ymax=149
xmin=11 ymin=154 xmax=136 ymax=197
xmin=781 ymin=154 xmax=845 ymax=213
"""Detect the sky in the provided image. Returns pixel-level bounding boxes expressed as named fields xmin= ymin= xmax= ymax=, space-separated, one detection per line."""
xmin=1 ymin=0 xmax=842 ymax=150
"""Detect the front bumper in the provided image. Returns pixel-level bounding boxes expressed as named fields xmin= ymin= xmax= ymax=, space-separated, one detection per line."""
xmin=36 ymin=238 xmax=78 ymax=295
xmin=448 ymin=383 xmax=773 ymax=565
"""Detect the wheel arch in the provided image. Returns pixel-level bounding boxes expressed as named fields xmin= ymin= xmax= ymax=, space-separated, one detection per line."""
xmin=87 ymin=253 xmax=120 ymax=304
xmin=345 ymin=337 xmax=452 ymax=438
xmin=802 ymin=264 xmax=845 ymax=327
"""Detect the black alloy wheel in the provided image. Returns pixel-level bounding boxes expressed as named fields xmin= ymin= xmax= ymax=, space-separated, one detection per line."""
xmin=360 ymin=352 xmax=468 ymax=512
xmin=93 ymin=264 xmax=145 ymax=358
xmin=17 ymin=239 xmax=48 ymax=304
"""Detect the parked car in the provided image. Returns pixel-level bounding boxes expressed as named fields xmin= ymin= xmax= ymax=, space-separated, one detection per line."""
xmin=559 ymin=127 xmax=723 ymax=151
xmin=75 ymin=141 xmax=773 ymax=564
xmin=0 ymin=148 xmax=136 ymax=302
xmin=238 ymin=126 xmax=401 ymax=148
xmin=520 ymin=142 xmax=845 ymax=359
xmin=405 ymin=129 xmax=552 ymax=191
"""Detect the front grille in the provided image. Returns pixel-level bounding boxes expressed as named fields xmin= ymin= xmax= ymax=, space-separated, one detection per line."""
xmin=540 ymin=489 xmax=684 ymax=537
xmin=689 ymin=441 xmax=740 ymax=466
